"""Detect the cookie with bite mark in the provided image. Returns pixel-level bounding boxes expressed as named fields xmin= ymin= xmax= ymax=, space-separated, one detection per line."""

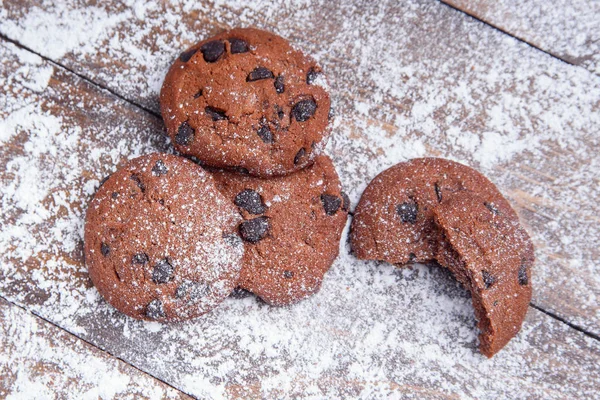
xmin=211 ymin=155 xmax=348 ymax=305
xmin=160 ymin=28 xmax=331 ymax=177
xmin=84 ymin=153 xmax=244 ymax=321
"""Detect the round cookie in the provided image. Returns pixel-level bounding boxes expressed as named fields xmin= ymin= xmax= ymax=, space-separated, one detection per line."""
xmin=433 ymin=191 xmax=534 ymax=357
xmin=211 ymin=155 xmax=348 ymax=305
xmin=160 ymin=27 xmax=331 ymax=177
xmin=351 ymin=158 xmax=519 ymax=265
xmin=84 ymin=153 xmax=244 ymax=321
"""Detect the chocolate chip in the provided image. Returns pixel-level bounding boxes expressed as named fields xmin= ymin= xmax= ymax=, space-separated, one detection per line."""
xmin=306 ymin=67 xmax=320 ymax=84
xmin=175 ymin=121 xmax=194 ymax=145
xmin=257 ymin=123 xmax=274 ymax=144
xmin=239 ymin=217 xmax=270 ymax=243
xmin=341 ymin=192 xmax=351 ymax=212
xmin=274 ymin=75 xmax=285 ymax=93
xmin=179 ymin=47 xmax=198 ymax=62
xmin=294 ymin=148 xmax=306 ymax=165
xmin=408 ymin=253 xmax=417 ymax=262
xmin=200 ymin=40 xmax=225 ymax=62
xmin=130 ymin=174 xmax=145 ymax=192
xmin=292 ymin=99 xmax=317 ymax=122
xmin=434 ymin=183 xmax=442 ymax=203
xmin=152 ymin=160 xmax=168 ymax=176
xmin=193 ymin=89 xmax=203 ymax=99
xmin=277 ymin=108 xmax=285 ymax=119
xmin=247 ymin=67 xmax=274 ymax=82
xmin=321 ymin=194 xmax=342 ymax=215
xmin=188 ymin=283 xmax=210 ymax=301
xmin=396 ymin=202 xmax=418 ymax=223
xmin=482 ymin=270 xmax=496 ymax=288
xmin=518 ymin=261 xmax=529 ymax=286
xmin=111 ymin=192 xmax=119 ymax=199
xmin=101 ymin=242 xmax=110 ymax=257
xmin=235 ymin=189 xmax=267 ymax=214
xmin=223 ymin=233 xmax=243 ymax=249
xmin=205 ymin=106 xmax=227 ymax=121
xmin=484 ymin=202 xmax=500 ymax=215
xmin=132 ymin=253 xmax=149 ymax=264
xmin=229 ymin=38 xmax=249 ymax=54
xmin=229 ymin=287 xmax=252 ymax=299
xmin=146 ymin=299 xmax=165 ymax=319
xmin=152 ymin=258 xmax=174 ymax=284
xmin=175 ymin=282 xmax=191 ymax=299
xmin=283 ymin=270 xmax=294 ymax=279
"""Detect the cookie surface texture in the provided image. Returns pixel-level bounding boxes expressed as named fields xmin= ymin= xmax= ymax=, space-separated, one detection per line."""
xmin=211 ymin=155 xmax=348 ymax=305
xmin=433 ymin=191 xmax=534 ymax=357
xmin=160 ymin=27 xmax=331 ymax=177
xmin=84 ymin=153 xmax=243 ymax=321
xmin=351 ymin=157 xmax=518 ymax=265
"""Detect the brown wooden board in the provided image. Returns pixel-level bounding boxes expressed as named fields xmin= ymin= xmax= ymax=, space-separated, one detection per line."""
xmin=0 ymin=298 xmax=190 ymax=399
xmin=441 ymin=0 xmax=600 ymax=76
xmin=1 ymin=0 xmax=598 ymax=334
xmin=1 ymin=34 xmax=600 ymax=398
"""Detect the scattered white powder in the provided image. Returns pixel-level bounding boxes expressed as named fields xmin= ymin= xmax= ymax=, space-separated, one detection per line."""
xmin=1 ymin=0 xmax=600 ymax=399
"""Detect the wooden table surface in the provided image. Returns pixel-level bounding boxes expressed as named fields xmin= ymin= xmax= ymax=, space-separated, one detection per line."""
xmin=1 ymin=1 xmax=599 ymax=399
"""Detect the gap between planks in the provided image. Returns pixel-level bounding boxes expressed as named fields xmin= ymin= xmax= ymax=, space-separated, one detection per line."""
xmin=1 ymin=28 xmax=599 ymax=345
xmin=0 ymin=294 xmax=194 ymax=398
xmin=437 ymin=0 xmax=584 ymax=71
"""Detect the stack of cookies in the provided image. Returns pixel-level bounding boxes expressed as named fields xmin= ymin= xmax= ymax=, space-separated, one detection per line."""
xmin=350 ymin=158 xmax=534 ymax=357
xmin=85 ymin=29 xmax=348 ymax=322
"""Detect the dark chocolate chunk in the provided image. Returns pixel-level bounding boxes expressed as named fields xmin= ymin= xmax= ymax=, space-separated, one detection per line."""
xmin=205 ymin=106 xmax=227 ymax=121
xmin=247 ymin=67 xmax=274 ymax=82
xmin=306 ymin=67 xmax=320 ymax=84
xmin=188 ymin=283 xmax=210 ymax=301
xmin=274 ymin=75 xmax=285 ymax=93
xmin=234 ymin=189 xmax=267 ymax=214
xmin=291 ymin=99 xmax=317 ymax=122
xmin=283 ymin=270 xmax=294 ymax=279
xmin=132 ymin=253 xmax=149 ymax=265
xmin=482 ymin=270 xmax=496 ymax=288
xmin=518 ymin=261 xmax=529 ymax=286
xmin=229 ymin=287 xmax=252 ymax=299
xmin=193 ymin=89 xmax=203 ymax=99
xmin=152 ymin=258 xmax=174 ymax=284
xmin=111 ymin=192 xmax=119 ymax=199
xmin=239 ymin=217 xmax=270 ymax=243
xmin=179 ymin=47 xmax=198 ymax=62
xmin=294 ymin=148 xmax=306 ymax=165
xmin=341 ymin=192 xmax=351 ymax=212
xmin=101 ymin=242 xmax=110 ymax=257
xmin=130 ymin=174 xmax=145 ymax=192
xmin=145 ymin=299 xmax=165 ymax=319
xmin=200 ymin=40 xmax=225 ymax=63
xmin=257 ymin=123 xmax=274 ymax=144
xmin=321 ymin=194 xmax=342 ymax=216
xmin=434 ymin=183 xmax=442 ymax=202
xmin=152 ymin=160 xmax=168 ymax=176
xmin=175 ymin=281 xmax=191 ymax=299
xmin=484 ymin=202 xmax=500 ymax=215
xmin=229 ymin=38 xmax=249 ymax=54
xmin=175 ymin=121 xmax=194 ymax=145
xmin=396 ymin=202 xmax=418 ymax=223
xmin=223 ymin=233 xmax=243 ymax=250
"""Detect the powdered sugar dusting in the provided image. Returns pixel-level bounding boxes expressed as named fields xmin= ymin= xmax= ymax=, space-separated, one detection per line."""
xmin=1 ymin=0 xmax=600 ymax=398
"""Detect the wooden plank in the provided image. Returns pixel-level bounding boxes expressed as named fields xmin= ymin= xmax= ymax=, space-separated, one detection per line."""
xmin=1 ymin=0 xmax=598 ymax=333
xmin=441 ymin=0 xmax=600 ymax=76
xmin=0 ymin=298 xmax=190 ymax=399
xmin=1 ymin=38 xmax=600 ymax=399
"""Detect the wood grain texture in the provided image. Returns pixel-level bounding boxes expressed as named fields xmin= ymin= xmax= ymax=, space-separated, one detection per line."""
xmin=2 ymin=0 xmax=598 ymax=333
xmin=1 ymin=35 xmax=600 ymax=398
xmin=440 ymin=0 xmax=600 ymax=76
xmin=0 ymin=298 xmax=190 ymax=399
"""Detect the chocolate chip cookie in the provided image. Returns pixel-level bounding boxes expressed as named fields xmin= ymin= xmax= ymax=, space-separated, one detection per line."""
xmin=433 ymin=191 xmax=534 ymax=357
xmin=351 ymin=158 xmax=518 ymax=265
xmin=211 ymin=155 xmax=348 ymax=305
xmin=160 ymin=28 xmax=331 ymax=177
xmin=84 ymin=153 xmax=243 ymax=321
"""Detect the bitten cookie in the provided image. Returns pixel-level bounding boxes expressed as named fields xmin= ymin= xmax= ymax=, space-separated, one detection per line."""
xmin=84 ymin=153 xmax=244 ymax=321
xmin=211 ymin=155 xmax=348 ymax=305
xmin=433 ymin=192 xmax=534 ymax=357
xmin=351 ymin=158 xmax=518 ymax=265
xmin=160 ymin=27 xmax=331 ymax=177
